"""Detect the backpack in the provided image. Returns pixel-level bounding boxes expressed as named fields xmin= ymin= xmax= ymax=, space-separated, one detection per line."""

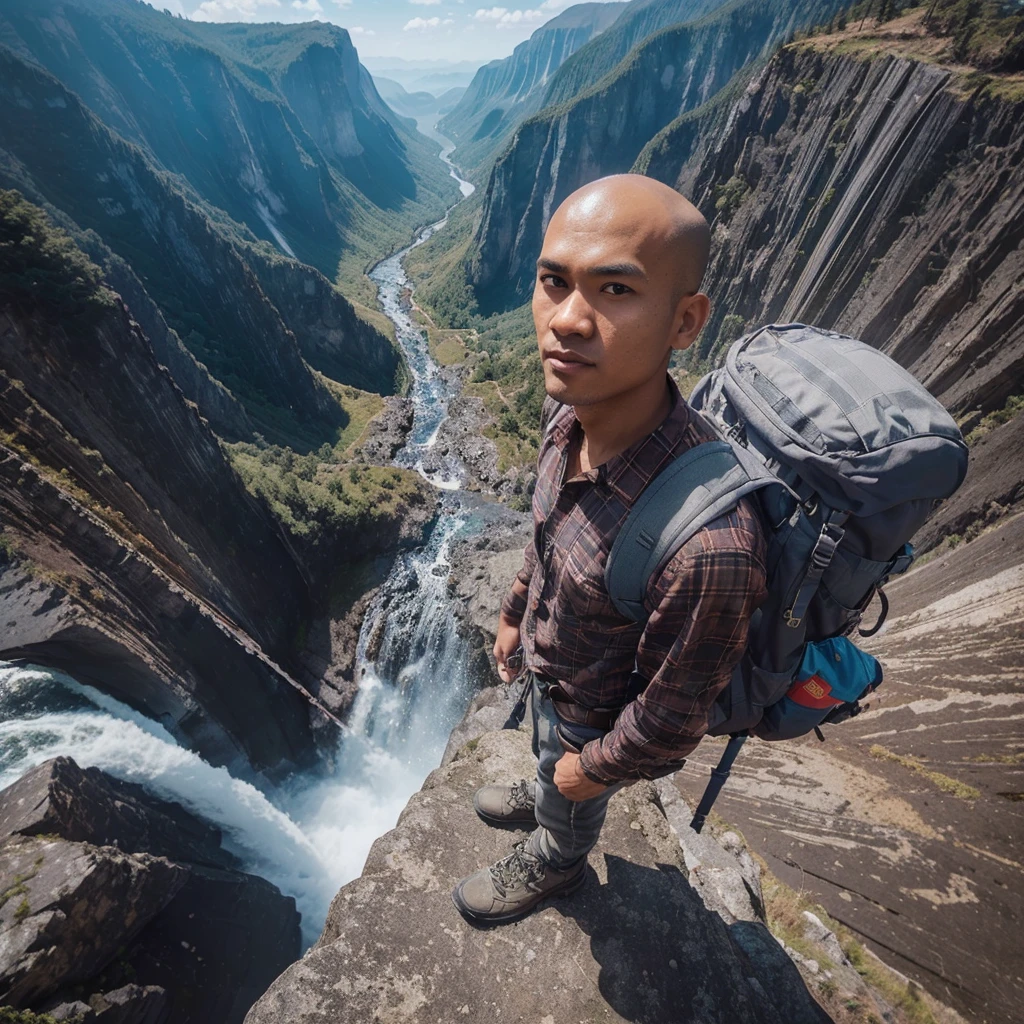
xmin=603 ymin=323 xmax=968 ymax=829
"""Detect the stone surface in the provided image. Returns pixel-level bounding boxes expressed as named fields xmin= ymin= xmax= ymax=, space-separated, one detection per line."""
xmin=673 ymin=512 xmax=1024 ymax=1024
xmin=0 ymin=756 xmax=237 ymax=870
xmin=245 ymin=724 xmax=831 ymax=1024
xmin=0 ymin=757 xmax=301 ymax=1024
xmin=0 ymin=833 xmax=187 ymax=1006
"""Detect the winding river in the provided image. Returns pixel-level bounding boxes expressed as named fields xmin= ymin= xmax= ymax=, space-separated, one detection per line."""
xmin=0 ymin=131 xmax=492 ymax=949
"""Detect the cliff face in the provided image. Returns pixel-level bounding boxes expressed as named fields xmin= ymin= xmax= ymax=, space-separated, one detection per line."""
xmin=469 ymin=0 xmax=848 ymax=311
xmin=0 ymin=47 xmax=355 ymax=448
xmin=0 ymin=0 xmax=459 ymax=279
xmin=0 ymin=756 xmax=300 ymax=1023
xmin=439 ymin=1 xmax=628 ymax=176
xmin=640 ymin=36 xmax=1024 ymax=418
xmin=541 ymin=0 xmax=728 ymax=106
xmin=0 ymin=232 xmax=324 ymax=773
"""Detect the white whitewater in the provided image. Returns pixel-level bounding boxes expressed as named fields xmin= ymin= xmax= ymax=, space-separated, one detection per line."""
xmin=0 ymin=131 xmax=486 ymax=951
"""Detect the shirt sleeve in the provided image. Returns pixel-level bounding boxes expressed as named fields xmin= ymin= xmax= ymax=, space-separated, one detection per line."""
xmin=579 ymin=505 xmax=767 ymax=784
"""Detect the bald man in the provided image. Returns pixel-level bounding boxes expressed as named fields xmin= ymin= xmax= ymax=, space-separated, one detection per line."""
xmin=451 ymin=174 xmax=767 ymax=924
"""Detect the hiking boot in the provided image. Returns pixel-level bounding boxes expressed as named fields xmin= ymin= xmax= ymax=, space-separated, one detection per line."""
xmin=473 ymin=778 xmax=537 ymax=826
xmin=451 ymin=840 xmax=586 ymax=924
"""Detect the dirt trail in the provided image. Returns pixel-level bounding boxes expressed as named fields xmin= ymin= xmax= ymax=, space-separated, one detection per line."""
xmin=675 ymin=514 xmax=1024 ymax=1024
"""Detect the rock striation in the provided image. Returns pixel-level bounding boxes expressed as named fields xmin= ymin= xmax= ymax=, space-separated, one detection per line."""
xmin=439 ymin=1 xmax=628 ymax=176
xmin=640 ymin=28 xmax=1024 ymax=419
xmin=0 ymin=196 xmax=432 ymax=777
xmin=468 ymin=0 xmax=847 ymax=311
xmin=0 ymin=756 xmax=300 ymax=1024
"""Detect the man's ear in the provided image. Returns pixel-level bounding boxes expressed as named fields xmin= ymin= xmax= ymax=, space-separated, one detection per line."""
xmin=671 ymin=292 xmax=711 ymax=352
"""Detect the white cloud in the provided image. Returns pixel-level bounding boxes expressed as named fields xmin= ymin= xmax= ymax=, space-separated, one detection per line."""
xmin=349 ymin=25 xmax=376 ymax=35
xmin=403 ymin=15 xmax=442 ymax=30
xmin=473 ymin=7 xmax=546 ymax=28
xmin=291 ymin=0 xmax=322 ymax=12
xmin=332 ymin=0 xmax=352 ymax=6
xmin=192 ymin=0 xmax=281 ymax=23
xmin=408 ymin=0 xmax=442 ymax=5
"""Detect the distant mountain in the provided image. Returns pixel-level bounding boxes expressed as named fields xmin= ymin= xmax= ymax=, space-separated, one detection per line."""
xmin=373 ymin=76 xmax=467 ymax=124
xmin=361 ymin=58 xmax=481 ymax=94
xmin=541 ymin=0 xmax=733 ymax=106
xmin=438 ymin=2 xmax=628 ymax=176
xmin=0 ymin=0 xmax=460 ymax=289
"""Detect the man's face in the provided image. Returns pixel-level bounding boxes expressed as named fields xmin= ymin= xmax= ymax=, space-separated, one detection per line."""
xmin=531 ymin=201 xmax=690 ymax=407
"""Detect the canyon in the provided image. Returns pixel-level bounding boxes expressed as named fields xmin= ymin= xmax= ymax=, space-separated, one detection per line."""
xmin=0 ymin=1 xmax=1021 ymax=1023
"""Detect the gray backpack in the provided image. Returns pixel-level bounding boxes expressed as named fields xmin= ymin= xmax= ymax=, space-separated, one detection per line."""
xmin=605 ymin=323 xmax=969 ymax=748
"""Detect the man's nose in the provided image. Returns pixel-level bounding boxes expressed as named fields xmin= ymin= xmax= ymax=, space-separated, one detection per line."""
xmin=549 ymin=288 xmax=594 ymax=338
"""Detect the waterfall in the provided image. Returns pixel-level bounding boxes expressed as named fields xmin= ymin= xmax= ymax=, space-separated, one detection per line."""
xmin=0 ymin=131 xmax=499 ymax=951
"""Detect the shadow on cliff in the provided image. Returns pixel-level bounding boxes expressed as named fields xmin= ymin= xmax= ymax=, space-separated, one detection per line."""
xmin=550 ymin=855 xmax=829 ymax=1024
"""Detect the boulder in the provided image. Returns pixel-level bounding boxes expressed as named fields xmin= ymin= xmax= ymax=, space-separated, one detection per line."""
xmin=0 ymin=758 xmax=301 ymax=1023
xmin=245 ymin=723 xmax=831 ymax=1024
xmin=0 ymin=834 xmax=186 ymax=1006
xmin=0 ymin=756 xmax=238 ymax=869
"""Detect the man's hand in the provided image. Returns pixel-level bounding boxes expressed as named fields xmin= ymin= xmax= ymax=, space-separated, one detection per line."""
xmin=554 ymin=751 xmax=607 ymax=801
xmin=493 ymin=614 xmax=522 ymax=683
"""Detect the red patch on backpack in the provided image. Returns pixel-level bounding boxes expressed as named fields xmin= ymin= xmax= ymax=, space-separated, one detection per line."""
xmin=788 ymin=674 xmax=843 ymax=710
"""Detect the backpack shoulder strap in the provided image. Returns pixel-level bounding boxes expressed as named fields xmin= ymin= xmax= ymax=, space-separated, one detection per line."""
xmin=605 ymin=439 xmax=773 ymax=622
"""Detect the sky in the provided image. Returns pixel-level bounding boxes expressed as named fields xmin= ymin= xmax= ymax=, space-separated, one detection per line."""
xmin=156 ymin=0 xmax=624 ymax=63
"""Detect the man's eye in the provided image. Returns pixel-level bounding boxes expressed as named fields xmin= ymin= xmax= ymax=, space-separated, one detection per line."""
xmin=601 ymin=282 xmax=633 ymax=296
xmin=540 ymin=274 xmax=567 ymax=288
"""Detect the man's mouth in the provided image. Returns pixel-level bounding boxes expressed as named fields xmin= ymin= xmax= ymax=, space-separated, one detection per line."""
xmin=544 ymin=349 xmax=594 ymax=374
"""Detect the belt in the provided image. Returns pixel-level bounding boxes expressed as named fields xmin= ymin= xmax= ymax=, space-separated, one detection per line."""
xmin=541 ymin=678 xmax=619 ymax=731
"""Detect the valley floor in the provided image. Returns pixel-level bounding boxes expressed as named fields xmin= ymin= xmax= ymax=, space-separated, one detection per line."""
xmin=675 ymin=513 xmax=1024 ymax=1024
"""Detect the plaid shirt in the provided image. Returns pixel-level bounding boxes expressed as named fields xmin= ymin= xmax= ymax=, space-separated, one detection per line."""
xmin=502 ymin=376 xmax=767 ymax=784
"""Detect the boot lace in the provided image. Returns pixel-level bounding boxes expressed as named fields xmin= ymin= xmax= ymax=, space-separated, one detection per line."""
xmin=489 ymin=840 xmax=543 ymax=894
xmin=507 ymin=778 xmax=534 ymax=811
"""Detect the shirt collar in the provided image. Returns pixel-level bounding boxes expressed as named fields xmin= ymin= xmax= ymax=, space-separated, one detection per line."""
xmin=550 ymin=375 xmax=696 ymax=502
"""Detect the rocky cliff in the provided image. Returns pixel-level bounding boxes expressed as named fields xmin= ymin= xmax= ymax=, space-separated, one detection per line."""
xmin=468 ymin=0 xmax=848 ymax=312
xmin=439 ymin=1 xmax=628 ymax=176
xmin=0 ymin=0 xmax=460 ymax=283
xmin=245 ymin=682 xmax=967 ymax=1024
xmin=0 ymin=756 xmax=299 ymax=1023
xmin=0 ymin=194 xmax=432 ymax=777
xmin=639 ymin=14 xmax=1024 ymax=419
xmin=0 ymin=44 xmax=401 ymax=448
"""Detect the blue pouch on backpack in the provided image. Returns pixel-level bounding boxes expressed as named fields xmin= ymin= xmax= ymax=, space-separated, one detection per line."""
xmin=758 ymin=636 xmax=882 ymax=740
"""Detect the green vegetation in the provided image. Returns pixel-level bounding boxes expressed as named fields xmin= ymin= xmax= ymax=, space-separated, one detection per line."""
xmin=226 ymin=443 xmax=429 ymax=556
xmin=713 ymin=175 xmax=752 ymax=222
xmin=965 ymin=393 xmax=1024 ymax=445
xmin=0 ymin=190 xmax=117 ymax=327
xmin=761 ymin=858 xmax=942 ymax=1024
xmin=428 ymin=330 xmax=469 ymax=367
xmin=869 ymin=744 xmax=982 ymax=800
xmin=316 ymin=380 xmax=386 ymax=455
xmin=0 ymin=1009 xmax=64 ymax=1024
xmin=798 ymin=3 xmax=1024 ymax=86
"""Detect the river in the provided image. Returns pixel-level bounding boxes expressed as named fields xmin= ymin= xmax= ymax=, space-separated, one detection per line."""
xmin=0 ymin=130 xmax=490 ymax=949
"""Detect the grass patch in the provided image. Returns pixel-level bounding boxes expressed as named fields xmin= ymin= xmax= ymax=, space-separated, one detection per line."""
xmin=0 ymin=1009 xmax=65 ymax=1024
xmin=428 ymin=329 xmax=468 ymax=367
xmin=870 ymin=744 xmax=981 ymax=800
xmin=225 ymin=443 xmax=430 ymax=565
xmin=317 ymin=378 xmax=385 ymax=456
xmin=968 ymin=751 xmax=1024 ymax=765
xmin=965 ymin=393 xmax=1024 ymax=446
xmin=795 ymin=7 xmax=1024 ymax=99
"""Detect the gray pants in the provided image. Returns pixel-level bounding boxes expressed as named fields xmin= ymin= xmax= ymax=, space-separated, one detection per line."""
xmin=524 ymin=676 xmax=628 ymax=870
